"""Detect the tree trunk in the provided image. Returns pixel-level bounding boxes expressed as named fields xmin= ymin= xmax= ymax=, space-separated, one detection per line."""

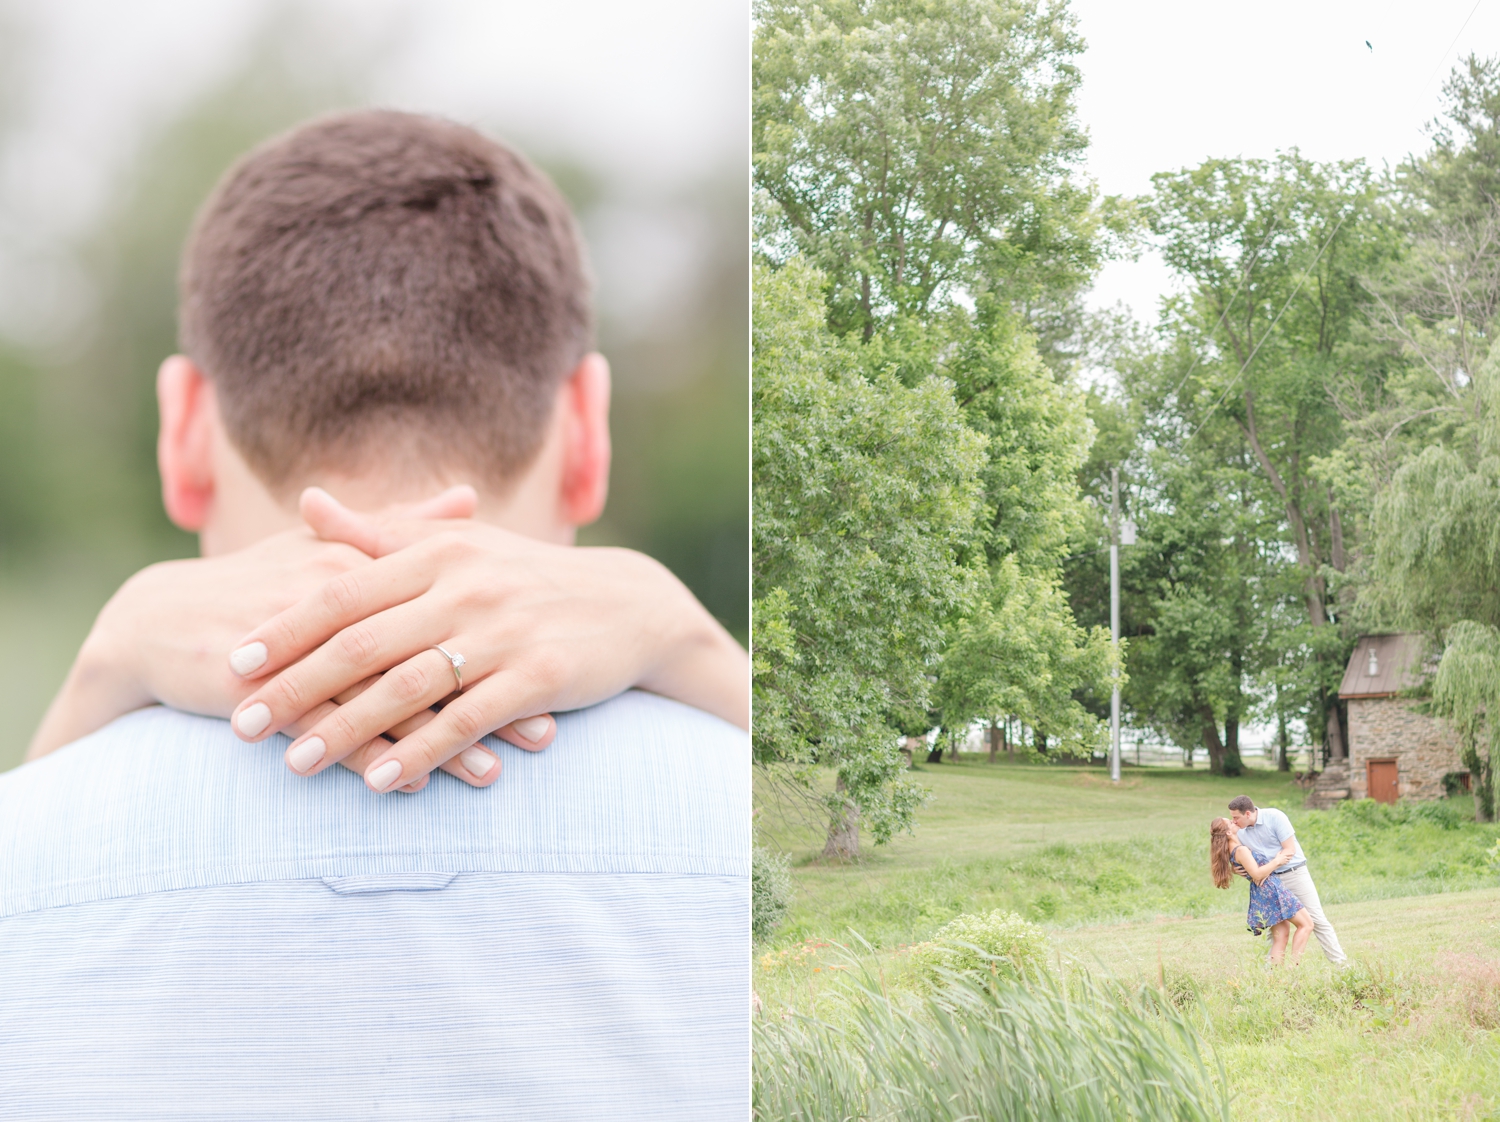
xmin=948 ymin=731 xmax=959 ymax=763
xmin=1276 ymin=706 xmax=1291 ymax=772
xmin=1034 ymin=729 xmax=1047 ymax=756
xmin=1200 ymin=708 xmax=1226 ymax=775
xmin=822 ymin=775 xmax=860 ymax=861
xmin=1462 ymin=741 xmax=1494 ymax=823
xmin=1324 ymin=699 xmax=1346 ymax=761
xmin=988 ymin=722 xmax=1001 ymax=764
xmin=901 ymin=736 xmax=923 ymax=768
xmin=1223 ymin=711 xmax=1244 ymax=776
xmin=926 ymin=743 xmax=944 ymax=763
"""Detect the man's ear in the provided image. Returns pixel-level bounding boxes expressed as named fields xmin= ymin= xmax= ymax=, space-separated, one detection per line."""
xmin=557 ymin=352 xmax=611 ymax=527
xmin=156 ymin=355 xmax=218 ymax=531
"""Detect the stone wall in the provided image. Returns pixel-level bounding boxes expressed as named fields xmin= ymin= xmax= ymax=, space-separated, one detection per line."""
xmin=1347 ymin=696 xmax=1463 ymax=802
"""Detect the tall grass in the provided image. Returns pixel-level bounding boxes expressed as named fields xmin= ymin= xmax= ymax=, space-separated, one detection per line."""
xmin=753 ymin=962 xmax=1229 ymax=1121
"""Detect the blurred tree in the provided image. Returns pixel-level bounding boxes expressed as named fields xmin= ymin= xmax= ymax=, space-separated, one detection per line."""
xmin=581 ymin=179 xmax=749 ymax=636
xmin=0 ymin=7 xmax=748 ymax=770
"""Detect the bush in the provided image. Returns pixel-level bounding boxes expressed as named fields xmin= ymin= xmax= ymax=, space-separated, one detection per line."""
xmin=752 ymin=846 xmax=793 ymax=943
xmin=753 ymin=966 xmax=1229 ymax=1121
xmin=906 ymin=909 xmax=1048 ymax=989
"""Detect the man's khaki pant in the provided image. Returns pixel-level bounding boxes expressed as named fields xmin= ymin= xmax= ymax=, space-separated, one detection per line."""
xmin=1275 ymin=865 xmax=1346 ymax=964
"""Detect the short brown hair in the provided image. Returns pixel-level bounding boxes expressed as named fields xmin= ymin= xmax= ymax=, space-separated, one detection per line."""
xmin=1227 ymin=796 xmax=1256 ymax=814
xmin=180 ymin=110 xmax=592 ymax=492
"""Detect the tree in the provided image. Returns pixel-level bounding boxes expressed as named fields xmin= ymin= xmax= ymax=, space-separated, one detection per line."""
xmin=1364 ymin=355 xmax=1500 ymax=813
xmin=933 ymin=556 xmax=1115 ymax=757
xmin=1432 ymin=621 xmax=1500 ymax=822
xmin=1145 ymin=152 xmax=1394 ymax=762
xmin=753 ymin=259 xmax=985 ymax=857
xmin=753 ymin=0 xmax=1106 ymax=344
xmin=1343 ymin=60 xmax=1500 ymax=821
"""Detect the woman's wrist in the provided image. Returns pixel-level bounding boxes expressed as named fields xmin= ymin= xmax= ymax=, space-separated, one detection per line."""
xmin=27 ymin=623 xmax=152 ymax=760
xmin=633 ymin=555 xmax=749 ymax=730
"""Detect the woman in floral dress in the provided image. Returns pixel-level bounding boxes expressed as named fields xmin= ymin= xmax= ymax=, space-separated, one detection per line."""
xmin=1210 ymin=817 xmax=1314 ymax=966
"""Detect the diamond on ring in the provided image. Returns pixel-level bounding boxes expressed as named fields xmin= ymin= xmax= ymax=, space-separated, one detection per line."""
xmin=432 ymin=644 xmax=466 ymax=692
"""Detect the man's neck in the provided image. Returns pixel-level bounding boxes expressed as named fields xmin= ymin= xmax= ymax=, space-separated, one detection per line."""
xmin=198 ymin=433 xmax=573 ymax=556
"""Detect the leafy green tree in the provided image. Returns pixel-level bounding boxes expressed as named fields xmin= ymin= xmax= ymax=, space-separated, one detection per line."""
xmin=755 ymin=0 xmax=1113 ymax=767
xmin=753 ymin=0 xmax=1105 ymax=343
xmin=1364 ymin=352 xmax=1500 ymax=819
xmin=933 ymin=556 xmax=1115 ymax=756
xmin=1346 ymin=59 xmax=1500 ymax=821
xmin=1145 ymin=152 xmax=1394 ymax=761
xmin=1432 ymin=621 xmax=1500 ymax=822
xmin=753 ymin=260 xmax=985 ymax=857
xmin=1067 ymin=322 xmax=1306 ymax=776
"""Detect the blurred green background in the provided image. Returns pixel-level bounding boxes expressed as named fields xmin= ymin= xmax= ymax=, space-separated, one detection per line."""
xmin=0 ymin=1 xmax=747 ymax=771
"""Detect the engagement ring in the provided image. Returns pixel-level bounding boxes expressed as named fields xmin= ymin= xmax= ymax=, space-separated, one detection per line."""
xmin=432 ymin=644 xmax=467 ymax=692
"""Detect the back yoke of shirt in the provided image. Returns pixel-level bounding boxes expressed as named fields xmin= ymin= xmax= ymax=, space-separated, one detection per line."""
xmin=0 ymin=692 xmax=749 ymax=1121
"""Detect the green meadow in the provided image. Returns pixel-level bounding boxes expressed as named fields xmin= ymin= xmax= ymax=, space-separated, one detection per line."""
xmin=756 ymin=757 xmax=1500 ymax=1119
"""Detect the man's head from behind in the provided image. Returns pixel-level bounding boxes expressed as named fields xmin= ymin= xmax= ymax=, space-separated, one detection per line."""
xmin=159 ymin=110 xmax=610 ymax=554
xmin=1228 ymin=795 xmax=1257 ymax=829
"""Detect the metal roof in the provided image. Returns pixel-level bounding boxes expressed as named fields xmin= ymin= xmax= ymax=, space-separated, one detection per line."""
xmin=1338 ymin=632 xmax=1428 ymax=699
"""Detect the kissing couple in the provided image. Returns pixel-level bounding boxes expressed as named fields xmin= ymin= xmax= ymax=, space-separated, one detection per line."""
xmin=1210 ymin=796 xmax=1348 ymax=968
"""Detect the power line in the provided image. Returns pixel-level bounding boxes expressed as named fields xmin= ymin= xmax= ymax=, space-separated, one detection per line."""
xmin=1420 ymin=0 xmax=1484 ymax=96
xmin=1162 ymin=215 xmax=1284 ymax=408
xmin=1183 ymin=209 xmax=1350 ymax=446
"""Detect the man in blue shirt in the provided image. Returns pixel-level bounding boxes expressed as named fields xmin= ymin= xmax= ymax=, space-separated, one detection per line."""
xmin=1229 ymin=795 xmax=1346 ymax=965
xmin=0 ymin=111 xmax=748 ymax=1119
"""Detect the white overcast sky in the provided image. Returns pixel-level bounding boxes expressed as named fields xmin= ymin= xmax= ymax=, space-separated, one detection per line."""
xmin=1073 ymin=0 xmax=1500 ymax=320
xmin=4 ymin=0 xmax=746 ymax=238
xmin=0 ymin=0 xmax=747 ymax=342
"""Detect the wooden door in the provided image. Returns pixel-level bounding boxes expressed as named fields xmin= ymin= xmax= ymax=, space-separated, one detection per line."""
xmin=1367 ymin=759 xmax=1399 ymax=804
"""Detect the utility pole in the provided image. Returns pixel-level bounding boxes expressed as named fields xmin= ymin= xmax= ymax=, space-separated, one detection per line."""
xmin=1110 ymin=466 xmax=1121 ymax=784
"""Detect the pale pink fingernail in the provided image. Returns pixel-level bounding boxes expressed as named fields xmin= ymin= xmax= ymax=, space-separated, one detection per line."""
xmin=229 ymin=641 xmax=268 ymax=675
xmin=286 ymin=737 xmax=326 ymax=774
xmin=235 ymin=702 xmax=272 ymax=738
xmin=461 ymin=747 xmax=496 ymax=778
xmin=514 ymin=716 xmax=550 ymax=742
xmin=366 ymin=759 xmax=403 ymax=792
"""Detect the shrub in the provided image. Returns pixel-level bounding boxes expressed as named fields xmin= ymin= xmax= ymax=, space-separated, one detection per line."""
xmin=753 ymin=967 xmax=1229 ymax=1121
xmin=752 ymin=846 xmax=793 ymax=943
xmin=906 ymin=909 xmax=1048 ymax=989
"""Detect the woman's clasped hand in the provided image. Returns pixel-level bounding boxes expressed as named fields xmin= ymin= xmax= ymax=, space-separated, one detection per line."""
xmin=28 ymin=485 xmax=749 ymax=795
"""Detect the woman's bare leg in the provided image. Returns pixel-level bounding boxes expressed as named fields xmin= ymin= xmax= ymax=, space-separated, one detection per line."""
xmin=1289 ymin=909 xmax=1313 ymax=965
xmin=1269 ymin=921 xmax=1289 ymax=966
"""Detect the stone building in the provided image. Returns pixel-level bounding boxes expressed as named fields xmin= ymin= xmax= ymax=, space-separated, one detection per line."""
xmin=1338 ymin=632 xmax=1464 ymax=803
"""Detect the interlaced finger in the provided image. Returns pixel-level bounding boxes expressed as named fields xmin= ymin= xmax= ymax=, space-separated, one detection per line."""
xmin=278 ymin=649 xmax=459 ymax=775
xmin=227 ymin=552 xmax=441 ymax=683
xmin=230 ymin=598 xmax=450 ymax=741
xmin=358 ymin=671 xmax=547 ymax=793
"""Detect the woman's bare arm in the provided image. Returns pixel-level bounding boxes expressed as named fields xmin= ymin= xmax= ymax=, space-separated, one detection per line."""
xmin=1233 ymin=844 xmax=1284 ymax=886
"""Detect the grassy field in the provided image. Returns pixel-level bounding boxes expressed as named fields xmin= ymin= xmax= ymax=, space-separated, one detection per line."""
xmin=757 ymin=758 xmax=1500 ymax=1119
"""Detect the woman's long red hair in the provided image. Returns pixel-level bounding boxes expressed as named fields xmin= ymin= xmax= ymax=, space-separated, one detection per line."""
xmin=1209 ymin=818 xmax=1235 ymax=889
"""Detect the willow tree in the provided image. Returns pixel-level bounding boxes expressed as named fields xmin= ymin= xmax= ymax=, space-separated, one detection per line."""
xmin=1432 ymin=622 xmax=1500 ymax=821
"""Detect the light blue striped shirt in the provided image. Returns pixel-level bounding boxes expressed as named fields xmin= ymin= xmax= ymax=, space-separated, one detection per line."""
xmin=0 ymin=691 xmax=749 ymax=1120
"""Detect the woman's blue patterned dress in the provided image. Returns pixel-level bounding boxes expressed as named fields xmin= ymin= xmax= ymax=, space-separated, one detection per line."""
xmin=1234 ymin=847 xmax=1303 ymax=935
